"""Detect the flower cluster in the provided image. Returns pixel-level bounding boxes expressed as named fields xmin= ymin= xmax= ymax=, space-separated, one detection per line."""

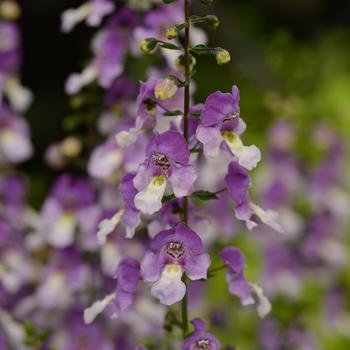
xmin=1 ymin=0 xmax=348 ymax=349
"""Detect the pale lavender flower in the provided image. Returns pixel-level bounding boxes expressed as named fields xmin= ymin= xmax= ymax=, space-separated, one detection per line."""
xmin=132 ymin=130 xmax=197 ymax=215
xmin=196 ymin=86 xmax=260 ymax=170
xmin=0 ymin=103 xmax=32 ymax=164
xmin=141 ymin=223 xmax=210 ymax=305
xmin=225 ymin=161 xmax=282 ymax=232
xmin=84 ymin=257 xmax=140 ymax=323
xmin=220 ymin=246 xmax=271 ymax=318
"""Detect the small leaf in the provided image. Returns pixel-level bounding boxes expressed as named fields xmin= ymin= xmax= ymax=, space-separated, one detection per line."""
xmin=163 ymin=110 xmax=183 ymax=116
xmin=159 ymin=42 xmax=181 ymax=50
xmin=24 ymin=321 xmax=37 ymax=337
xmin=162 ymin=194 xmax=176 ymax=203
xmin=191 ymin=191 xmax=218 ymax=201
xmin=191 ymin=110 xmax=202 ymax=118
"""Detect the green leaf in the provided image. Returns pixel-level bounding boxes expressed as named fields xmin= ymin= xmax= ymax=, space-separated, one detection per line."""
xmin=159 ymin=42 xmax=181 ymax=50
xmin=162 ymin=194 xmax=176 ymax=203
xmin=191 ymin=191 xmax=218 ymax=201
xmin=162 ymin=110 xmax=183 ymax=116
xmin=191 ymin=110 xmax=202 ymax=118
xmin=24 ymin=321 xmax=37 ymax=337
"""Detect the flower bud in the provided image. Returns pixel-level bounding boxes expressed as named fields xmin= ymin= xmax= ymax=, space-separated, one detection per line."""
xmin=155 ymin=78 xmax=178 ymax=100
xmin=206 ymin=15 xmax=219 ymax=28
xmin=176 ymin=54 xmax=197 ymax=74
xmin=216 ymin=49 xmax=231 ymax=65
xmin=0 ymin=0 xmax=20 ymax=20
xmin=61 ymin=136 xmax=82 ymax=158
xmin=139 ymin=38 xmax=158 ymax=54
xmin=165 ymin=26 xmax=178 ymax=40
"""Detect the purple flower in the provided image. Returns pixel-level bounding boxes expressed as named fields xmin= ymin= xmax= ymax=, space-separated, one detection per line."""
xmin=220 ymin=247 xmax=271 ymax=318
xmin=84 ymin=257 xmax=140 ymax=323
xmin=132 ymin=130 xmax=197 ymax=215
xmin=119 ymin=172 xmax=141 ymax=238
xmin=116 ymin=77 xmax=158 ymax=146
xmin=94 ymin=173 xmax=142 ymax=244
xmin=0 ymin=103 xmax=33 ymax=164
xmin=182 ymin=318 xmax=220 ymax=350
xmin=61 ymin=0 xmax=115 ymax=33
xmin=225 ymin=161 xmax=282 ymax=232
xmin=0 ymin=22 xmax=20 ymax=78
xmin=40 ymin=175 xmax=95 ymax=247
xmin=141 ymin=223 xmax=210 ymax=305
xmin=37 ymin=248 xmax=89 ymax=308
xmin=196 ymin=86 xmax=260 ymax=170
xmin=65 ymin=9 xmax=137 ymax=94
xmin=88 ymin=136 xmax=123 ymax=179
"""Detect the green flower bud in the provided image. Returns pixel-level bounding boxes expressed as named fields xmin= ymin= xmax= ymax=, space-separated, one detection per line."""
xmin=139 ymin=38 xmax=158 ymax=54
xmin=165 ymin=26 xmax=178 ymax=40
xmin=176 ymin=54 xmax=197 ymax=74
xmin=206 ymin=15 xmax=219 ymax=28
xmin=155 ymin=78 xmax=178 ymax=100
xmin=216 ymin=49 xmax=231 ymax=65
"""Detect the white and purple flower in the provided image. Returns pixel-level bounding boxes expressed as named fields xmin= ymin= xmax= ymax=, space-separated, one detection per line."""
xmin=225 ymin=161 xmax=282 ymax=232
xmin=132 ymin=130 xmax=197 ymax=215
xmin=141 ymin=223 xmax=210 ymax=305
xmin=220 ymin=246 xmax=271 ymax=318
xmin=196 ymin=85 xmax=261 ymax=170
xmin=84 ymin=257 xmax=140 ymax=324
xmin=181 ymin=318 xmax=221 ymax=350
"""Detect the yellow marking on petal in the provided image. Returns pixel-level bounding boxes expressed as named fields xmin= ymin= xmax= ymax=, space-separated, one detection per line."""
xmin=153 ymin=175 xmax=166 ymax=186
xmin=223 ymin=131 xmax=243 ymax=153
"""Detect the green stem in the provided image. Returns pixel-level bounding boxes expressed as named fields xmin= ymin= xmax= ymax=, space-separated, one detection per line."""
xmin=181 ymin=0 xmax=191 ymax=340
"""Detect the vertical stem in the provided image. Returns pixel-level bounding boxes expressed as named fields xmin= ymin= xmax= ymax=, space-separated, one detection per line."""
xmin=181 ymin=0 xmax=191 ymax=339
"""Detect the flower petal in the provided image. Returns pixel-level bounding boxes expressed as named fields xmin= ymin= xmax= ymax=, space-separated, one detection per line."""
xmin=196 ymin=125 xmax=222 ymax=158
xmin=83 ymin=293 xmax=116 ymax=324
xmin=184 ymin=253 xmax=211 ymax=280
xmin=250 ymin=283 xmax=271 ymax=318
xmin=151 ymin=264 xmax=186 ymax=305
xmin=141 ymin=251 xmax=161 ymax=282
xmin=169 ymin=165 xmax=197 ymax=198
xmin=97 ymin=209 xmax=124 ymax=244
xmin=134 ymin=176 xmax=166 ymax=215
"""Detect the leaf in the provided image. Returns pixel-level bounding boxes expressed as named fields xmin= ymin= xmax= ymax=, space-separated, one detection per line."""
xmin=163 ymin=110 xmax=183 ymax=116
xmin=159 ymin=42 xmax=181 ymax=50
xmin=191 ymin=191 xmax=218 ymax=201
xmin=191 ymin=110 xmax=202 ymax=118
xmin=162 ymin=194 xmax=176 ymax=203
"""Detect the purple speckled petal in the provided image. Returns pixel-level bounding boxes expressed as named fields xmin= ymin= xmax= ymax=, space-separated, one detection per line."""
xmin=146 ymin=130 xmax=189 ymax=165
xmin=182 ymin=318 xmax=221 ymax=350
xmin=176 ymin=223 xmax=203 ymax=254
xmin=201 ymin=91 xmax=235 ymax=127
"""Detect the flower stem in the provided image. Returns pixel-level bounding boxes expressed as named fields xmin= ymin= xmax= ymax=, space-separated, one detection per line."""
xmin=181 ymin=0 xmax=191 ymax=340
